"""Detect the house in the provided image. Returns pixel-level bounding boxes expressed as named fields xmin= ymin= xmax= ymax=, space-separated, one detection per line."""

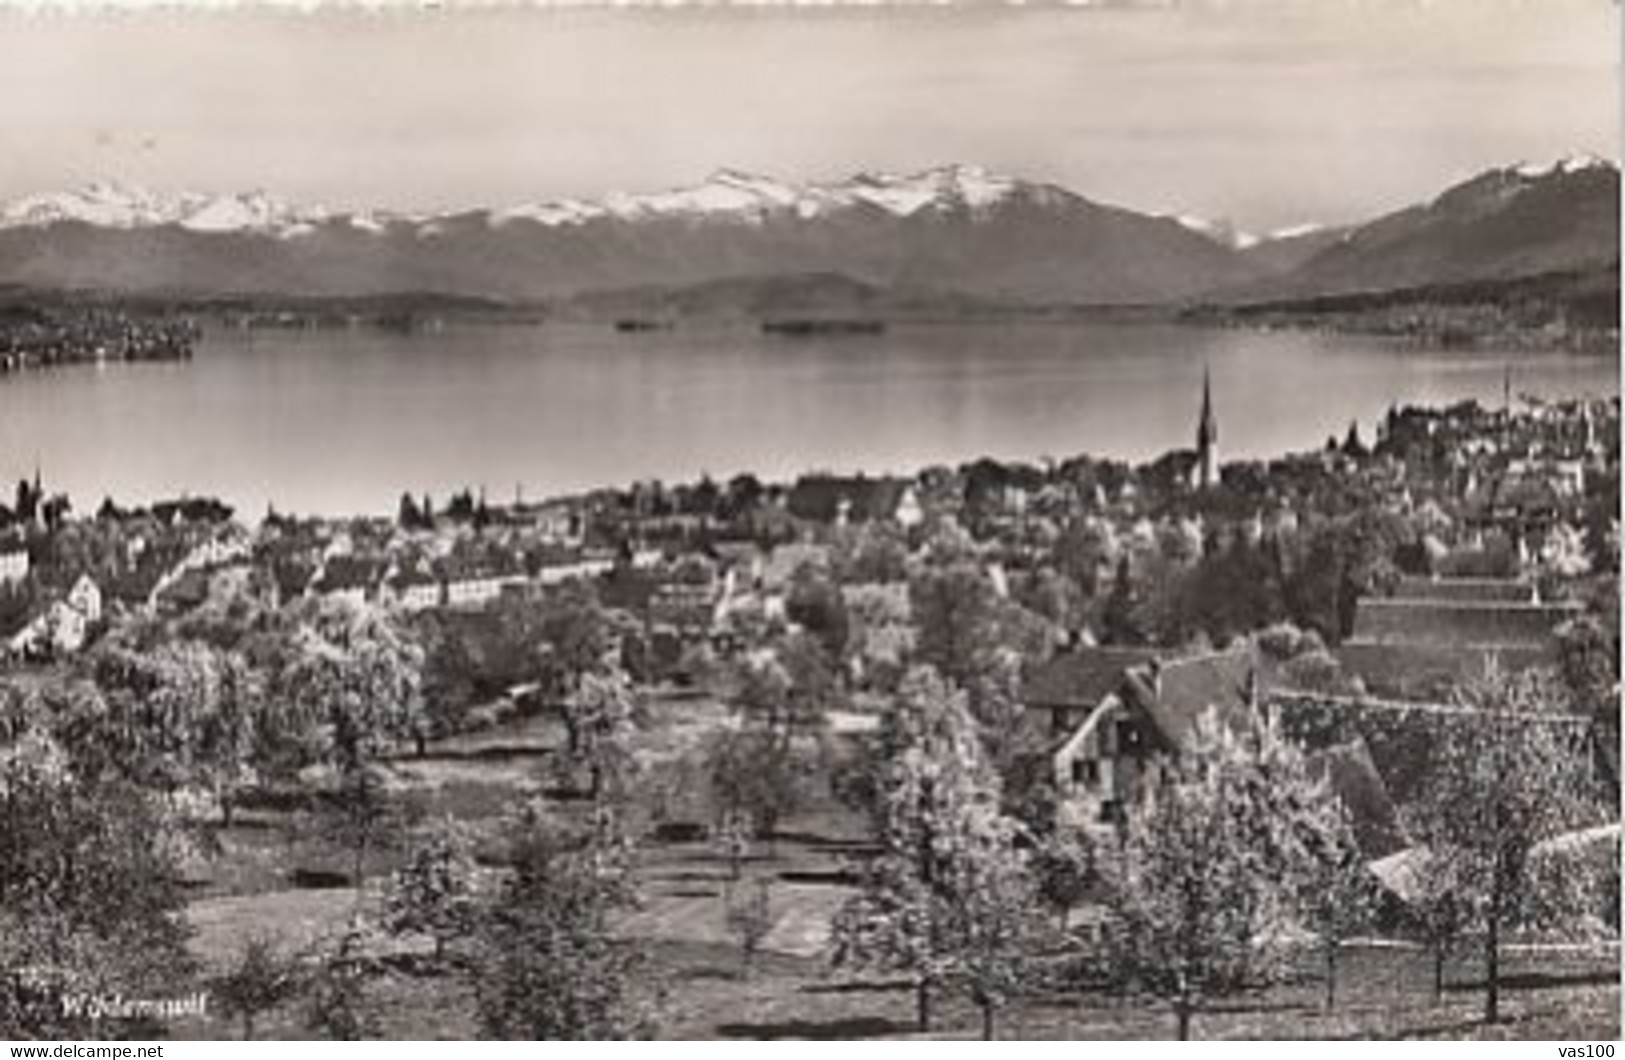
xmin=894 ymin=486 xmax=925 ymax=529
xmin=786 ymin=475 xmax=918 ymax=526
xmin=443 ymin=567 xmax=527 ymax=609
xmin=1021 ymin=645 xmax=1159 ymax=743
xmin=710 ymin=541 xmax=765 ymax=589
xmin=67 ymin=574 xmax=102 ymax=624
xmin=182 ymin=528 xmax=252 ymax=571
xmin=156 ymin=568 xmax=212 ymax=616
xmin=313 ymin=555 xmax=390 ymax=607
xmin=6 ymin=576 xmax=103 ymax=658
xmin=385 ymin=567 xmax=443 ymax=612
xmin=760 ymin=542 xmax=831 ymax=593
xmin=509 ymin=501 xmax=584 ymax=545
xmin=1052 ymin=644 xmax=1266 ymax=829
xmin=0 ymin=545 xmax=28 ymax=585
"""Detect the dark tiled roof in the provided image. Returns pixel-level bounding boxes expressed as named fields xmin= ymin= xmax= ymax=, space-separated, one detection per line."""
xmin=388 ymin=566 xmax=440 ymax=590
xmin=158 ymin=568 xmax=211 ymax=611
xmin=1336 ymin=641 xmax=1553 ymax=700
xmin=1023 ymin=646 xmax=1158 ymax=709
xmin=150 ymin=497 xmax=234 ymax=525
xmin=1307 ymin=737 xmax=1406 ymax=859
xmin=315 ymin=556 xmax=389 ymax=594
xmin=1391 ymin=576 xmax=1535 ymax=604
xmin=1120 ymin=645 xmax=1264 ymax=754
xmin=1349 ymin=598 xmax=1579 ymax=650
xmin=787 ymin=475 xmax=909 ymax=523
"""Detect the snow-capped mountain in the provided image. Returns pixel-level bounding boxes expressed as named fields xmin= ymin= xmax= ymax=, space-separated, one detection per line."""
xmin=0 ymin=166 xmax=1252 ymax=303
xmin=0 ymin=165 xmax=1070 ymax=236
xmin=0 ymin=181 xmax=200 ymax=230
xmin=0 ymin=157 xmax=1612 ymax=305
xmin=1509 ymin=153 xmax=1614 ymax=181
xmin=494 ymin=165 xmax=1052 ymax=227
xmin=0 ymin=181 xmax=337 ymax=238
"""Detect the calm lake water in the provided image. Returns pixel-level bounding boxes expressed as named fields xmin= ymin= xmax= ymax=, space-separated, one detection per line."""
xmin=0 ymin=321 xmax=1616 ymax=518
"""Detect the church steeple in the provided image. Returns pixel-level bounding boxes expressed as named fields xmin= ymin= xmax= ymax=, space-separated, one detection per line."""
xmin=1195 ymin=365 xmax=1219 ymax=489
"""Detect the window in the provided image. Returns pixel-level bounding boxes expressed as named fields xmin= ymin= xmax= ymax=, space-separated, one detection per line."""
xmin=1071 ymin=758 xmax=1100 ymax=787
xmin=1097 ymin=799 xmax=1120 ymax=824
xmin=1116 ymin=720 xmax=1140 ymax=752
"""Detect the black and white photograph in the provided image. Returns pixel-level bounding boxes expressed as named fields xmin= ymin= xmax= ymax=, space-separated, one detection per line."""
xmin=0 ymin=0 xmax=1618 ymax=1042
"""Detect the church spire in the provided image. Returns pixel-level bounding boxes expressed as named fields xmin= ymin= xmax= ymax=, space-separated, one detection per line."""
xmin=1195 ymin=365 xmax=1219 ymax=489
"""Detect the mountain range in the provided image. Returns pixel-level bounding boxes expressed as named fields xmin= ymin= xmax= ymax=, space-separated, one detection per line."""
xmin=0 ymin=157 xmax=1614 ymax=309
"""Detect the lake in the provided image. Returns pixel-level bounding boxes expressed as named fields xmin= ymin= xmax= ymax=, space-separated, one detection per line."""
xmin=0 ymin=321 xmax=1615 ymax=518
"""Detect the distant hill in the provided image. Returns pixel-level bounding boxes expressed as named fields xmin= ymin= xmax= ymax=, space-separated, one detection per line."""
xmin=549 ymin=271 xmax=1002 ymax=323
xmin=1232 ymin=156 xmax=1619 ymax=302
xmin=1185 ymin=262 xmax=1620 ymax=351
xmin=1236 ymin=225 xmax=1352 ymax=279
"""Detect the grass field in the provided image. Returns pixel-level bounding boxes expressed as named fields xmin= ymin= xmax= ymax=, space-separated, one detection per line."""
xmin=180 ymin=822 xmax=1620 ymax=1041
xmin=171 ymin=699 xmax=1620 ymax=1041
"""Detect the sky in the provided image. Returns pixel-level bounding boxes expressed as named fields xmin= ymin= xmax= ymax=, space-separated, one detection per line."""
xmin=0 ymin=0 xmax=1615 ymax=232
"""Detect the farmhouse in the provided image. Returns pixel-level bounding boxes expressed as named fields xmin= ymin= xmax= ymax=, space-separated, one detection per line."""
xmin=1051 ymin=644 xmax=1265 ymax=828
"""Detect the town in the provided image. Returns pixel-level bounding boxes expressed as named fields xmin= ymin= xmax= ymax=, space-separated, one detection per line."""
xmin=0 ymin=382 xmax=1618 ymax=1040
xmin=0 ymin=304 xmax=197 ymax=376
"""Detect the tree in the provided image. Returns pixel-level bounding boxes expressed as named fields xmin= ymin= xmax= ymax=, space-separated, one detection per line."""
xmin=0 ymin=726 xmax=195 ymax=1039
xmin=383 ymin=820 xmax=480 ymax=963
xmin=724 ymin=877 xmax=774 ymax=978
xmin=282 ymin=600 xmax=425 ymax=771
xmin=1101 ymin=555 xmax=1144 ymax=646
xmin=1406 ymin=666 xmax=1606 ymax=1024
xmin=708 ymin=639 xmax=832 ymax=841
xmin=215 ymin=933 xmax=301 ymax=1040
xmin=1031 ymin=829 xmax=1096 ymax=931
xmin=786 ymin=565 xmax=850 ymax=662
xmin=567 ymin=667 xmax=640 ymax=804
xmin=708 ymin=728 xmax=798 ymax=842
xmin=1395 ymin=840 xmax=1469 ymax=1003
xmin=1556 ymin=613 xmax=1620 ymax=794
xmin=524 ymin=585 xmax=617 ymax=758
xmin=909 ymin=565 xmax=996 ymax=687
xmin=1104 ymin=710 xmax=1296 ymax=1040
xmin=716 ymin=808 xmax=752 ymax=881
xmin=418 ymin=618 xmax=479 ymax=745
xmin=1292 ymin=791 xmax=1377 ymax=1010
xmin=1054 ymin=517 xmax=1118 ymax=600
xmin=302 ymin=925 xmax=379 ymax=1041
xmin=831 ymin=668 xmax=972 ymax=1031
xmin=474 ymin=831 xmax=653 ymax=1039
xmin=1231 ymin=707 xmax=1381 ymax=1013
xmin=831 ymin=666 xmax=1037 ymax=1035
xmin=86 ymin=637 xmax=260 ymax=826
xmin=937 ymin=804 xmax=1042 ymax=1040
xmin=322 ymin=762 xmax=417 ymax=896
xmin=397 ymin=492 xmax=424 ymax=531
